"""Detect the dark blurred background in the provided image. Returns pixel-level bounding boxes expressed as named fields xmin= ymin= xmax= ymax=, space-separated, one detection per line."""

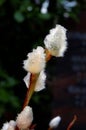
xmin=0 ymin=0 xmax=86 ymax=130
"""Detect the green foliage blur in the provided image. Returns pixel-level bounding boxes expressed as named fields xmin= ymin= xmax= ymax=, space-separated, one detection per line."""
xmin=0 ymin=0 xmax=86 ymax=127
xmin=0 ymin=68 xmax=19 ymax=116
xmin=0 ymin=0 xmax=85 ymax=23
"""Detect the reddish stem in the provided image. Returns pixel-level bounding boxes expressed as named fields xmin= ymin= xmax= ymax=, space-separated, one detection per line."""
xmin=45 ymin=49 xmax=52 ymax=61
xmin=29 ymin=124 xmax=37 ymax=130
xmin=15 ymin=126 xmax=19 ymax=130
xmin=48 ymin=127 xmax=52 ymax=130
xmin=23 ymin=73 xmax=39 ymax=109
xmin=67 ymin=115 xmax=77 ymax=130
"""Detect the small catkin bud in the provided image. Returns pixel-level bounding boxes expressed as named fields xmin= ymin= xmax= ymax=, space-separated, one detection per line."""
xmin=7 ymin=120 xmax=16 ymax=130
xmin=16 ymin=106 xmax=33 ymax=129
xmin=1 ymin=120 xmax=16 ymax=130
xmin=1 ymin=122 xmax=9 ymax=130
xmin=49 ymin=116 xmax=61 ymax=128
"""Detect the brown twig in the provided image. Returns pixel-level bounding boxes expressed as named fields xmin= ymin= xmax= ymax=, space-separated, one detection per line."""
xmin=15 ymin=126 xmax=19 ymax=130
xmin=67 ymin=115 xmax=77 ymax=130
xmin=23 ymin=73 xmax=39 ymax=109
xmin=45 ymin=49 xmax=52 ymax=61
xmin=29 ymin=124 xmax=37 ymax=130
xmin=48 ymin=127 xmax=52 ymax=130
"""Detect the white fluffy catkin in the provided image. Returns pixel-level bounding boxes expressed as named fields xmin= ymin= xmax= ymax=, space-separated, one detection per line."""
xmin=1 ymin=120 xmax=16 ymax=130
xmin=44 ymin=24 xmax=67 ymax=57
xmin=16 ymin=106 xmax=33 ymax=129
xmin=23 ymin=46 xmax=46 ymax=73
